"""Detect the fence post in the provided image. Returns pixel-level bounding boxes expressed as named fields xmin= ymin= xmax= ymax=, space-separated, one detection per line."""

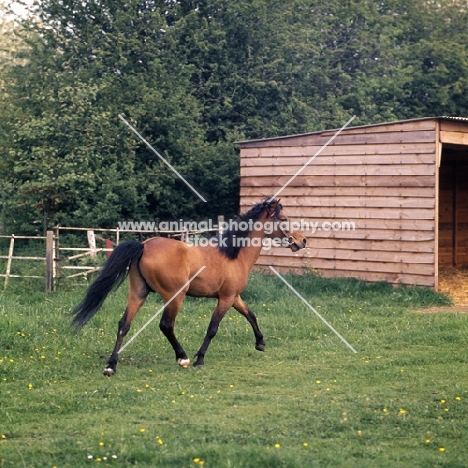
xmin=87 ymin=230 xmax=97 ymax=258
xmin=46 ymin=230 xmax=54 ymax=293
xmin=4 ymin=234 xmax=15 ymax=290
xmin=54 ymin=226 xmax=60 ymax=283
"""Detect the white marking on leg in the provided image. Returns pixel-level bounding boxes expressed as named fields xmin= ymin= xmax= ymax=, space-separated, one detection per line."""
xmin=103 ymin=367 xmax=115 ymax=376
xmin=177 ymin=358 xmax=190 ymax=368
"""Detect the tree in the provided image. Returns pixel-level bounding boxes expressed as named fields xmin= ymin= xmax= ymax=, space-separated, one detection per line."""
xmin=396 ymin=0 xmax=468 ymax=117
xmin=1 ymin=0 xmax=238 ymax=232
xmin=1 ymin=0 xmax=467 ymax=234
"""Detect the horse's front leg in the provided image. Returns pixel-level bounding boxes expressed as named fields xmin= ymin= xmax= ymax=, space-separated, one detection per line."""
xmin=194 ymin=297 xmax=233 ymax=367
xmin=233 ymin=295 xmax=265 ymax=351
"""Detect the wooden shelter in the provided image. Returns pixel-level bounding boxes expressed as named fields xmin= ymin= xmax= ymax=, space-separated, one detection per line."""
xmin=238 ymin=117 xmax=468 ymax=289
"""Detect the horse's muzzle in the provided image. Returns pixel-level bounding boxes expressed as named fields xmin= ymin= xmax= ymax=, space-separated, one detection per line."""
xmin=290 ymin=237 xmax=307 ymax=252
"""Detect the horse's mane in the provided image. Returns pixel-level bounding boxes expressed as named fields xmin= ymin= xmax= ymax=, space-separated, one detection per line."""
xmin=217 ymin=198 xmax=277 ymax=260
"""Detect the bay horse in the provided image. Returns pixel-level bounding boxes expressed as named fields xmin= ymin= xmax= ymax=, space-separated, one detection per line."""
xmin=70 ymin=198 xmax=306 ymax=375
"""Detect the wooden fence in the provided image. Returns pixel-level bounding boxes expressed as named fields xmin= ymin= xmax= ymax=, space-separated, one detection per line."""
xmin=0 ymin=232 xmax=54 ymax=292
xmin=1 ymin=218 xmax=223 ymax=292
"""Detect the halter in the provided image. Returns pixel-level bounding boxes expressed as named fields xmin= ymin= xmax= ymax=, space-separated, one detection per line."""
xmin=266 ymin=202 xmax=283 ymax=219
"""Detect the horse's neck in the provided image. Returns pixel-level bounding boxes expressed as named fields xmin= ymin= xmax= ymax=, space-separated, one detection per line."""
xmin=238 ymin=235 xmax=263 ymax=270
xmin=237 ymin=215 xmax=268 ymax=270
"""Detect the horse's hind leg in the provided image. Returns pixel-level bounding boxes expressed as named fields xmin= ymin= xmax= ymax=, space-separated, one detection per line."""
xmin=104 ymin=269 xmax=150 ymax=376
xmin=233 ymin=296 xmax=265 ymax=352
xmin=159 ymin=294 xmax=190 ymax=368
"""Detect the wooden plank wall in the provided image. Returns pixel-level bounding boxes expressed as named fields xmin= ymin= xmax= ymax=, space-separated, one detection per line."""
xmin=239 ymin=120 xmax=438 ymax=287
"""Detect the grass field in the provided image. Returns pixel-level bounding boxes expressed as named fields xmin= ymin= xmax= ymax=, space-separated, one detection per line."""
xmin=1 ymin=271 xmax=467 ymax=467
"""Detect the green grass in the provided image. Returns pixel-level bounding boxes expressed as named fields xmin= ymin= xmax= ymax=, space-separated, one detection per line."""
xmin=1 ymin=272 xmax=467 ymax=467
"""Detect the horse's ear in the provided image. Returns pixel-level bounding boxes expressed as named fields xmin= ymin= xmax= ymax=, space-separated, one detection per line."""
xmin=264 ymin=196 xmax=279 ymax=206
xmin=270 ymin=198 xmax=281 ymax=209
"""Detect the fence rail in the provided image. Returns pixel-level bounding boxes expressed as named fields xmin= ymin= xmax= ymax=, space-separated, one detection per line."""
xmin=1 ymin=217 xmax=224 ymax=292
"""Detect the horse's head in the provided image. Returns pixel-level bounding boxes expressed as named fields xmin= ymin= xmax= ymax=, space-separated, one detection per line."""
xmin=263 ymin=198 xmax=307 ymax=252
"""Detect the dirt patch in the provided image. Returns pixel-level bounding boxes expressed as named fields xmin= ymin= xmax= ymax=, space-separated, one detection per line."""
xmin=438 ymin=268 xmax=468 ymax=306
xmin=415 ymin=268 xmax=468 ymax=313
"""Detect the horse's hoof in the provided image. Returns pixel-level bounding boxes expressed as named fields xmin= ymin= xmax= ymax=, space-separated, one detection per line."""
xmin=103 ymin=367 xmax=115 ymax=376
xmin=193 ymin=359 xmax=204 ymax=367
xmin=177 ymin=358 xmax=190 ymax=368
xmin=256 ymin=343 xmax=265 ymax=352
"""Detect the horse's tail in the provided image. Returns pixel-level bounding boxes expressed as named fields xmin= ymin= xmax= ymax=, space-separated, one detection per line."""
xmin=70 ymin=240 xmax=144 ymax=329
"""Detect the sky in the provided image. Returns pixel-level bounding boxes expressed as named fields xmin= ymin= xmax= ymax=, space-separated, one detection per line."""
xmin=0 ymin=0 xmax=34 ymax=21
